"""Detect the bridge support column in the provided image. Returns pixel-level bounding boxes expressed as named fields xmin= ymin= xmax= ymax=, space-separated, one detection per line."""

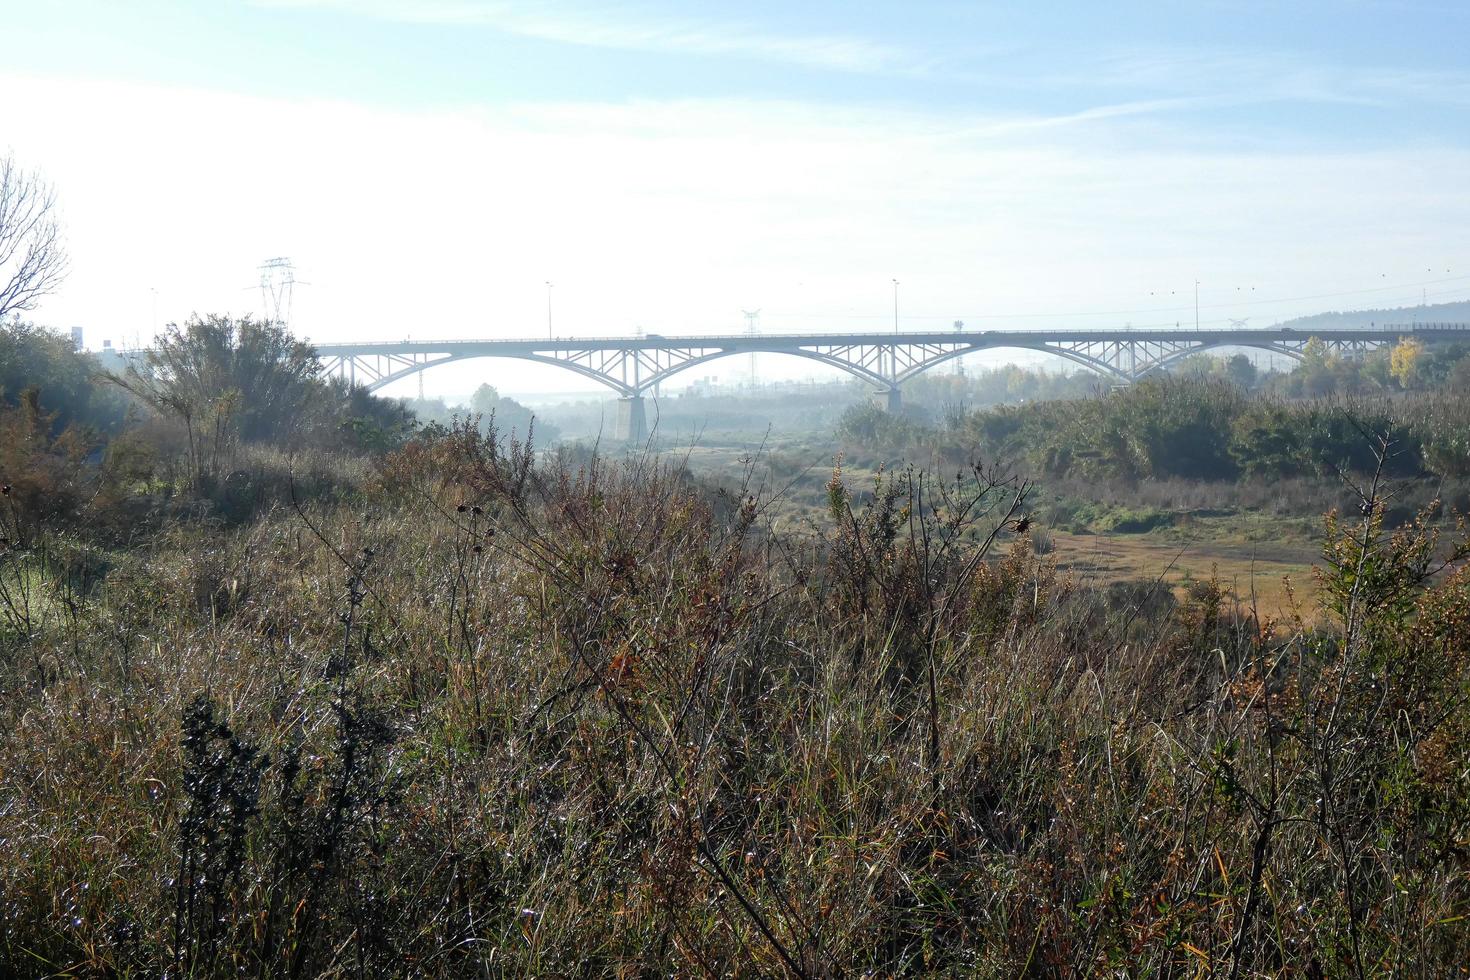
xmin=615 ymin=395 xmax=647 ymax=444
xmin=882 ymin=386 xmax=903 ymax=413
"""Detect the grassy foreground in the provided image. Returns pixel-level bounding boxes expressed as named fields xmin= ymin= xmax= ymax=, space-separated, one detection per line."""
xmin=2 ymin=423 xmax=1469 ymax=976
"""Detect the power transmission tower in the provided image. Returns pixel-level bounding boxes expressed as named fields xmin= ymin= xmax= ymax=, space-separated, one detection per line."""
xmin=742 ymin=309 xmax=761 ymax=390
xmin=257 ymin=257 xmax=299 ymax=327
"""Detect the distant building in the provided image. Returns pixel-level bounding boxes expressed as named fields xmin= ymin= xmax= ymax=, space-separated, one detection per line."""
xmin=95 ymin=340 xmax=130 ymax=375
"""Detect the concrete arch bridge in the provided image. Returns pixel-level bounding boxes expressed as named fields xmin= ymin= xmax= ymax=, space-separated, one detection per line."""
xmin=313 ymin=324 xmax=1468 ymax=441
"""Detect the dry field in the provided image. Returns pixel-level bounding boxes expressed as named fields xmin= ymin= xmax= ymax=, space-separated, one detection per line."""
xmin=1044 ymin=528 xmax=1320 ymax=618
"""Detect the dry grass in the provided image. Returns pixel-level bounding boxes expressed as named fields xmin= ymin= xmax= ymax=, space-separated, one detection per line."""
xmin=1044 ymin=529 xmax=1319 ymax=618
xmin=1 ymin=424 xmax=1468 ymax=976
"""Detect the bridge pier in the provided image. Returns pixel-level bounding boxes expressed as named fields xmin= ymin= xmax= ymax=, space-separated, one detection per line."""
xmin=615 ymin=395 xmax=647 ymax=444
xmin=882 ymin=386 xmax=903 ymax=413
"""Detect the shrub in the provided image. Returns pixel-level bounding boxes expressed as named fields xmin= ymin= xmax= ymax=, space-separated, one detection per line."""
xmin=2 ymin=404 xmax=1469 ymax=976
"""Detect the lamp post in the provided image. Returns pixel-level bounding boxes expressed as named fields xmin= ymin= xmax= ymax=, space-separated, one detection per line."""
xmin=545 ymin=281 xmax=553 ymax=339
xmin=892 ymin=278 xmax=900 ymax=335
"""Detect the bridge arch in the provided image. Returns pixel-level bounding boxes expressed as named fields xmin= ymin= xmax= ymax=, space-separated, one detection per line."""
xmin=889 ymin=342 xmax=1132 ymax=384
xmin=639 ymin=346 xmax=892 ymax=392
xmin=1143 ymin=340 xmax=1307 ymax=377
xmin=355 ymin=351 xmax=640 ymax=396
xmin=345 ymin=340 xmax=1145 ymax=394
xmin=353 ymin=347 xmax=896 ymax=397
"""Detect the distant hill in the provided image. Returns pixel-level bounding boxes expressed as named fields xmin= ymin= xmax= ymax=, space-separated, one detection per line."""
xmin=1273 ymin=300 xmax=1470 ymax=332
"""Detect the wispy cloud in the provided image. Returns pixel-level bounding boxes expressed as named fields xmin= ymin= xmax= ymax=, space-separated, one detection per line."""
xmin=1028 ymin=47 xmax=1470 ymax=108
xmin=953 ymin=95 xmax=1253 ymax=139
xmin=253 ymin=1 xmax=1470 ymax=113
xmin=254 ymin=0 xmax=918 ymax=74
xmin=8 ymin=69 xmax=1467 ymax=359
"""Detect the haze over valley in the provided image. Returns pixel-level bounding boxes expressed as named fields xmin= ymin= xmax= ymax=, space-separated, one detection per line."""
xmin=3 ymin=2 xmax=1469 ymax=975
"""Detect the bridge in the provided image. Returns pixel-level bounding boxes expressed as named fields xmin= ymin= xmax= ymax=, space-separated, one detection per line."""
xmin=313 ymin=324 xmax=1469 ymax=441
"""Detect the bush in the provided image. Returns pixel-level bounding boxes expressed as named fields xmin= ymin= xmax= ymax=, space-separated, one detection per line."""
xmin=841 ymin=375 xmax=1470 ymax=488
xmin=2 ymin=389 xmax=1469 ymax=975
xmin=110 ymin=315 xmax=419 ymax=489
xmin=0 ymin=388 xmax=96 ymax=535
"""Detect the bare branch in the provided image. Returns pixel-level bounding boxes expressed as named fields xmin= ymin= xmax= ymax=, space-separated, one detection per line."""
xmin=0 ymin=153 xmax=69 ymax=320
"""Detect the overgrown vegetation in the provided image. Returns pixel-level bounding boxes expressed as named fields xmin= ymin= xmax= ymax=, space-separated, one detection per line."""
xmin=1 ymin=320 xmax=128 ymax=436
xmin=0 ymin=316 xmax=411 ymax=537
xmin=2 ymin=396 xmax=1468 ymax=973
xmin=841 ymin=374 xmax=1470 ymax=487
xmin=1 ymin=316 xmax=1468 ymax=974
xmin=111 ymin=313 xmax=417 ymax=481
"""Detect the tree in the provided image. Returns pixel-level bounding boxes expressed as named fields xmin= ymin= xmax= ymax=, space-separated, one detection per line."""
xmin=1389 ymin=337 xmax=1424 ymax=388
xmin=1174 ymin=353 xmax=1217 ymax=377
xmin=1298 ymin=336 xmax=1338 ymax=396
xmin=464 ymin=382 xmax=555 ymax=442
xmin=331 ymin=377 xmax=418 ymax=452
xmin=1360 ymin=350 xmax=1393 ymax=389
xmin=1224 ymin=353 xmax=1258 ymax=389
xmin=1449 ymin=355 xmax=1470 ymax=393
xmin=0 ymin=386 xmax=97 ymax=532
xmin=399 ymin=395 xmax=453 ymax=427
xmin=112 ymin=314 xmax=323 ymax=483
xmin=0 ymin=319 xmax=127 ymax=434
xmin=1300 ymin=335 xmax=1330 ymax=370
xmin=0 ymin=154 xmax=68 ymax=320
xmin=469 ymin=383 xmax=501 ymax=418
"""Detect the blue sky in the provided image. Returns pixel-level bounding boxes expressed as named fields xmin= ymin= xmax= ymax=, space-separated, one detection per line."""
xmin=10 ymin=1 xmax=1468 ymax=124
xmin=3 ymin=0 xmax=1468 ymax=394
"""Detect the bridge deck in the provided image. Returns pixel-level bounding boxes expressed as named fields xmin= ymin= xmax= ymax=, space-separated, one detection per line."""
xmin=312 ymin=323 xmax=1470 ymax=357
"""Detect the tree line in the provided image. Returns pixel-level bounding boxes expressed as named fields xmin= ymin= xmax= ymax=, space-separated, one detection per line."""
xmin=0 ymin=313 xmax=564 ymax=532
xmin=840 ymin=372 xmax=1470 ymax=483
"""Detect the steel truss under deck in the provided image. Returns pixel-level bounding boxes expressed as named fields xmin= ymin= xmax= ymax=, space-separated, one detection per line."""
xmin=311 ymin=324 xmax=1469 ymax=397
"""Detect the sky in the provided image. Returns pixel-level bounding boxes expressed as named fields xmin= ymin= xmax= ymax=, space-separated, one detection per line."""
xmin=3 ymin=0 xmax=1469 ymax=397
